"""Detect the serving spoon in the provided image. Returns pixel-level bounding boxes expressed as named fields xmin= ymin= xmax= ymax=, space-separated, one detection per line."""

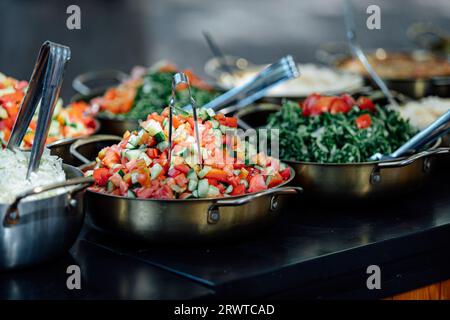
xmin=202 ymin=30 xmax=235 ymax=76
xmin=343 ymin=0 xmax=399 ymax=108
xmin=6 ymin=41 xmax=71 ymax=178
xmin=370 ymin=109 xmax=450 ymax=161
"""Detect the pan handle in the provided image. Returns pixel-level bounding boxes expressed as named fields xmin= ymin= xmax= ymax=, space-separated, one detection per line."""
xmin=69 ymin=134 xmax=122 ymax=165
xmin=3 ymin=176 xmax=94 ymax=227
xmin=376 ymin=147 xmax=450 ymax=169
xmin=72 ymin=70 xmax=128 ymax=96
xmin=206 ymin=186 xmax=302 ymax=224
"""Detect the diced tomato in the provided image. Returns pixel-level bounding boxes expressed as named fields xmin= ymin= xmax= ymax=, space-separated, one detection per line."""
xmin=355 ymin=114 xmax=372 ymax=129
xmin=218 ymin=117 xmax=238 ymax=128
xmin=146 ymin=148 xmax=159 ymax=158
xmin=93 ymin=168 xmax=111 ymax=186
xmin=230 ymin=184 xmax=245 ymax=196
xmin=207 ymin=178 xmax=219 ymax=186
xmin=205 ymin=168 xmax=228 ymax=183
xmin=329 ymin=98 xmax=351 ymax=114
xmin=280 ymin=168 xmax=291 ymax=180
xmin=357 ymin=96 xmax=376 ymax=112
xmin=135 ymin=187 xmax=153 ymax=199
xmin=103 ymin=150 xmax=120 ymax=168
xmin=174 ymin=164 xmax=190 ymax=174
xmin=187 ymin=117 xmax=202 ymax=129
xmin=268 ymin=172 xmax=283 ymax=188
xmin=179 ymin=192 xmax=192 ymax=199
xmin=227 ymin=176 xmax=241 ymax=188
xmin=248 ymin=174 xmax=267 ymax=193
xmin=342 ymin=94 xmax=356 ymax=107
xmin=168 ymin=167 xmax=181 ymax=177
xmin=174 ymin=173 xmax=188 ymax=187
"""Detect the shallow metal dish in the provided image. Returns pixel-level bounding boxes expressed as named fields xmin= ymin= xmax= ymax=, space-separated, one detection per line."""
xmin=236 ymin=103 xmax=450 ymax=200
xmin=0 ymin=164 xmax=92 ymax=270
xmin=71 ymin=135 xmax=301 ymax=242
xmin=45 ymin=118 xmax=101 ymax=165
xmin=205 ymin=56 xmax=365 ymax=101
xmin=317 ymin=44 xmax=450 ymax=99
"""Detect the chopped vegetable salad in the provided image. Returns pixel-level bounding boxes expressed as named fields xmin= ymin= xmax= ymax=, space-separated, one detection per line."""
xmin=88 ymin=108 xmax=291 ymax=199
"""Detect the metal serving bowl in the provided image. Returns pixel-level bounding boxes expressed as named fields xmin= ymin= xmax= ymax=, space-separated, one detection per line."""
xmin=84 ymin=167 xmax=299 ymax=243
xmin=71 ymin=135 xmax=301 ymax=242
xmin=236 ymin=103 xmax=450 ymax=200
xmin=0 ymin=164 xmax=91 ymax=271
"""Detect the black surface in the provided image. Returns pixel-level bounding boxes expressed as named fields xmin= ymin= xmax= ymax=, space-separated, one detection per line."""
xmin=1 ymin=171 xmax=449 ymax=299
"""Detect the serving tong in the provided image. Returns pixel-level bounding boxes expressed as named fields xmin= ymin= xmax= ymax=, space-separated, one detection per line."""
xmin=7 ymin=41 xmax=71 ymax=178
xmin=371 ymin=109 xmax=450 ymax=161
xmin=168 ymin=72 xmax=203 ymax=167
xmin=343 ymin=0 xmax=398 ymax=108
xmin=185 ymin=55 xmax=299 ymax=113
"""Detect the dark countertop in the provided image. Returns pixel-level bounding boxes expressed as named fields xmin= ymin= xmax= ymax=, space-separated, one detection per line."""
xmin=1 ymin=170 xmax=450 ymax=300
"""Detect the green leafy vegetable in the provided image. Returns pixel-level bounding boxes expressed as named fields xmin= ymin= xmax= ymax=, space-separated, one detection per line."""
xmin=122 ymin=70 xmax=219 ymax=120
xmin=266 ymin=100 xmax=417 ymax=163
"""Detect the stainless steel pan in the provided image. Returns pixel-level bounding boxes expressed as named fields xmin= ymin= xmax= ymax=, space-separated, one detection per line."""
xmin=316 ymin=43 xmax=450 ymax=99
xmin=236 ymin=103 xmax=450 ymax=200
xmin=70 ymin=135 xmax=301 ymax=242
xmin=0 ymin=164 xmax=93 ymax=270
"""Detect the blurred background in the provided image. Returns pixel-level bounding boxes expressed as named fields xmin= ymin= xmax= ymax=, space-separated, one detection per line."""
xmin=0 ymin=0 xmax=449 ymax=99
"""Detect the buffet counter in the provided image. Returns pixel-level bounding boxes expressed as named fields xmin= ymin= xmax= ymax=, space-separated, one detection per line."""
xmin=1 ymin=170 xmax=449 ymax=300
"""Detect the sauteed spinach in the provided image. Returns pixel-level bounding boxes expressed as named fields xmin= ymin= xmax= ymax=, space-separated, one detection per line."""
xmin=266 ymin=100 xmax=417 ymax=163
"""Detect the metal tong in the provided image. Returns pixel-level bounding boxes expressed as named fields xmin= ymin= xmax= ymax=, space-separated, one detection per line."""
xmin=371 ymin=109 xmax=450 ymax=161
xmin=186 ymin=55 xmax=299 ymax=113
xmin=168 ymin=72 xmax=203 ymax=167
xmin=343 ymin=0 xmax=398 ymax=108
xmin=6 ymin=41 xmax=71 ymax=178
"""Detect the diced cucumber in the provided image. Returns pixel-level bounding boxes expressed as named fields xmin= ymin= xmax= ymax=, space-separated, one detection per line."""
xmin=170 ymin=184 xmax=185 ymax=193
xmin=125 ymin=149 xmax=142 ymax=160
xmin=128 ymin=134 xmax=140 ymax=147
xmin=198 ymin=166 xmax=211 ymax=178
xmin=0 ymin=106 xmax=8 ymax=119
xmin=207 ymin=185 xmax=220 ymax=197
xmin=254 ymin=165 xmax=264 ymax=171
xmin=206 ymin=108 xmax=216 ymax=118
xmin=131 ymin=172 xmax=139 ymax=184
xmin=197 ymin=179 xmax=209 ymax=198
xmin=185 ymin=155 xmax=197 ymax=169
xmin=225 ymin=185 xmax=233 ymax=194
xmin=156 ymin=141 xmax=169 ymax=152
xmin=188 ymin=179 xmax=198 ymax=191
xmin=265 ymin=175 xmax=273 ymax=186
xmin=154 ymin=131 xmax=165 ymax=143
xmin=117 ymin=169 xmax=125 ymax=177
xmin=126 ymin=143 xmax=137 ymax=150
xmin=233 ymin=169 xmax=241 ymax=176
xmin=187 ymin=168 xmax=198 ymax=181
xmin=219 ymin=125 xmax=228 ymax=134
xmin=127 ymin=190 xmax=136 ymax=198
xmin=150 ymin=163 xmax=163 ymax=180
xmin=143 ymin=119 xmax=163 ymax=136
xmin=213 ymin=129 xmax=222 ymax=146
xmin=192 ymin=190 xmax=199 ymax=198
xmin=138 ymin=152 xmax=152 ymax=166
xmin=174 ymin=146 xmax=187 ymax=156
xmin=210 ymin=119 xmax=219 ymax=129
xmin=106 ymin=180 xmax=115 ymax=192
xmin=240 ymin=179 xmax=249 ymax=188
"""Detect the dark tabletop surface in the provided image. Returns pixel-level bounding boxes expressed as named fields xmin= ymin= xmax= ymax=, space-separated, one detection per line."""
xmin=1 ymin=168 xmax=450 ymax=300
